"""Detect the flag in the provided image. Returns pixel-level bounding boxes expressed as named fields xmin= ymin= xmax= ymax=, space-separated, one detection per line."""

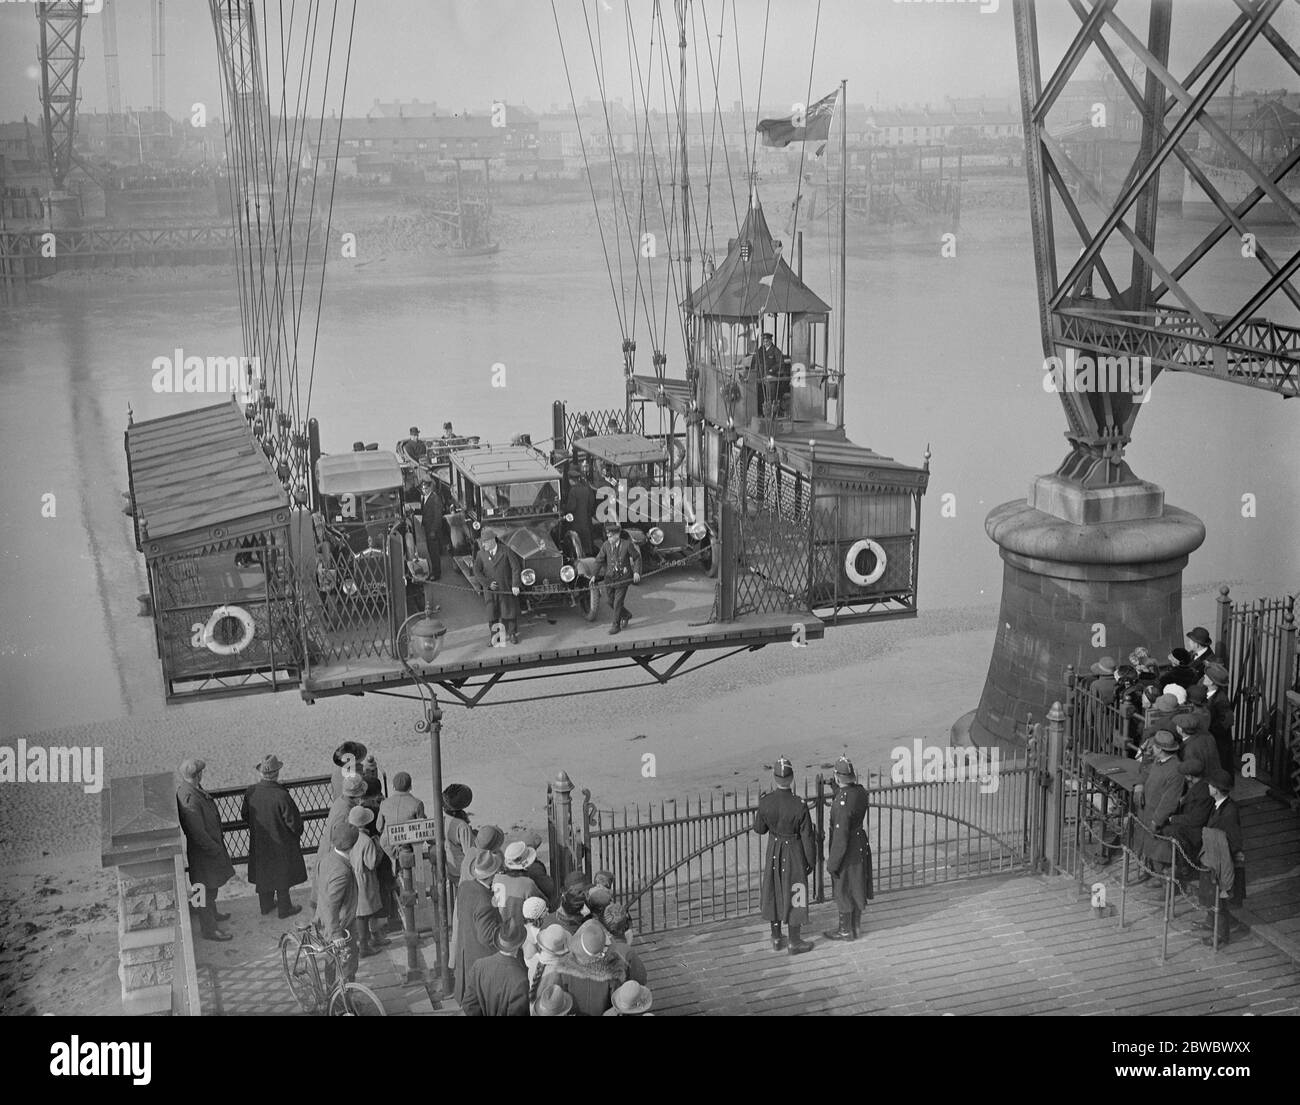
xmin=756 ymin=89 xmax=839 ymax=148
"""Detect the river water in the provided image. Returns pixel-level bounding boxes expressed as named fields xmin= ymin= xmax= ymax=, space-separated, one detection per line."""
xmin=1 ymin=200 xmax=1296 ymax=738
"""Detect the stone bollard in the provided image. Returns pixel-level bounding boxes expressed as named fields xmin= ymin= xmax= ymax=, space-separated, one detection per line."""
xmin=101 ymin=772 xmax=200 ymax=1015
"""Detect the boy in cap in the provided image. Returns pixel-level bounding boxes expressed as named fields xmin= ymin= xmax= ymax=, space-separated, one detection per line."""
xmin=316 ymin=822 xmax=361 ymax=984
xmin=593 ymin=519 xmax=641 ymax=634
xmin=753 ymin=756 xmax=817 ymax=955
xmin=823 ymin=756 xmax=872 ymax=941
xmin=240 ymin=754 xmax=306 ymax=919
xmin=1191 ymin=767 xmax=1244 ymax=947
xmin=472 ymin=526 xmax=522 ymax=645
xmin=600 ymin=902 xmax=647 ymax=985
xmin=348 ymin=806 xmax=387 ymax=956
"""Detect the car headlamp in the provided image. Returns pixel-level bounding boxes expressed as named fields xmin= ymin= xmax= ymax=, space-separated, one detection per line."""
xmin=649 ymin=527 xmax=665 ymax=546
xmin=520 ymin=568 xmax=537 ymax=586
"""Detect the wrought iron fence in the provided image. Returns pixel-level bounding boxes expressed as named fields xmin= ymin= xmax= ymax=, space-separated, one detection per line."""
xmin=209 ymin=775 xmax=335 ymax=864
xmin=575 ymin=761 xmax=1036 ymax=935
xmin=1217 ymin=590 xmax=1298 ymax=791
xmin=560 ymin=406 xmax=645 ymax=446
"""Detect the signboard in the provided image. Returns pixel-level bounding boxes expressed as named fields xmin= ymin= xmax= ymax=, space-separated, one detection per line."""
xmin=385 ymin=817 xmax=439 ymax=846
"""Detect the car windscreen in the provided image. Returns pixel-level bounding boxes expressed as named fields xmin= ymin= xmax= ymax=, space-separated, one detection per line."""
xmin=483 ymin=480 xmax=559 ymax=514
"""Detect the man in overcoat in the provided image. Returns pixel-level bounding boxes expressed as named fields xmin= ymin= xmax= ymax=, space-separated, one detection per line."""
xmin=1203 ymin=663 xmax=1235 ymax=777
xmin=822 ymin=756 xmax=872 ymax=942
xmin=753 ymin=757 xmax=816 ymax=955
xmin=1191 ymin=767 xmax=1246 ymax=947
xmin=454 ymin=849 xmax=505 ymax=1004
xmin=593 ymin=520 xmax=642 ymax=634
xmin=241 ymin=754 xmax=306 ymax=918
xmin=315 ymin=821 xmax=360 ymax=985
xmin=461 ymin=917 xmax=530 ymax=1017
xmin=563 ymin=469 xmax=598 ymax=558
xmin=472 ymin=526 xmax=522 ymax=645
xmin=1129 ymin=731 xmax=1184 ymax=883
xmin=176 ymin=758 xmax=235 ymax=941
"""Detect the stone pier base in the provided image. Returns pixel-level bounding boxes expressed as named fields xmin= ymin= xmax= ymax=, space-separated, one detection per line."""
xmin=966 ymin=493 xmax=1205 ymax=751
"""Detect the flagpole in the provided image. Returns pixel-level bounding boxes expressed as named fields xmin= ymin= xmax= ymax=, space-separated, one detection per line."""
xmin=837 ymin=78 xmax=847 ymax=432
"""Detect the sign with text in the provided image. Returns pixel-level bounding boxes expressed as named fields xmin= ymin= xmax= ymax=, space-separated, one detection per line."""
xmin=386 ymin=817 xmax=439 ymax=846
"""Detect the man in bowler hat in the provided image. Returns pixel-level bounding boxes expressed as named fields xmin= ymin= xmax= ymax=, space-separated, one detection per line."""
xmin=822 ymin=756 xmax=872 ymax=941
xmin=753 ymin=757 xmax=816 ymax=955
xmin=1186 ymin=626 xmax=1217 ymax=676
xmin=472 ymin=526 xmax=522 ymax=645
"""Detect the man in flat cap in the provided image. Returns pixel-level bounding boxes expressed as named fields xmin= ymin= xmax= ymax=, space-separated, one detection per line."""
xmin=176 ymin=759 xmax=235 ymax=941
xmin=593 ymin=519 xmax=641 ymax=635
xmin=753 ymin=757 xmax=816 ymax=955
xmin=472 ymin=525 xmax=522 ymax=645
xmin=316 ymin=821 xmax=361 ymax=985
xmin=1191 ymin=767 xmax=1245 ymax=947
xmin=1201 ymin=662 xmax=1234 ymax=777
xmin=823 ymin=756 xmax=873 ymax=941
xmin=241 ymin=754 xmax=306 ymax=919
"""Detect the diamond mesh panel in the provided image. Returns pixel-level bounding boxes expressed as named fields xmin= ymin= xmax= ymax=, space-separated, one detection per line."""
xmin=211 ymin=776 xmax=334 ymax=864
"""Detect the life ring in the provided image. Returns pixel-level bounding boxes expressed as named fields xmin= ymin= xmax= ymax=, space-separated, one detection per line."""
xmin=202 ymin=604 xmax=256 ymax=656
xmin=844 ymin=539 xmax=887 ymax=587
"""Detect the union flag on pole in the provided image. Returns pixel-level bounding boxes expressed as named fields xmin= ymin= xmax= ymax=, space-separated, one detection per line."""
xmin=756 ymin=89 xmax=839 ymax=148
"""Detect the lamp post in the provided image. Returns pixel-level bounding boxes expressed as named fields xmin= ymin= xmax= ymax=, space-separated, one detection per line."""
xmin=396 ymin=610 xmax=451 ymax=997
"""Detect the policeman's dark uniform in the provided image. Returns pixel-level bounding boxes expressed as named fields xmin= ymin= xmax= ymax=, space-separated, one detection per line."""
xmin=593 ymin=522 xmax=641 ymax=634
xmin=471 ymin=528 xmax=522 ymax=644
xmin=822 ymin=757 xmax=873 ymax=941
xmin=753 ymin=757 xmax=816 ymax=955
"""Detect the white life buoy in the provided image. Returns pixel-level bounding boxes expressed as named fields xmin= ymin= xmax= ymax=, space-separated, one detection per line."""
xmin=202 ymin=604 xmax=256 ymax=656
xmin=844 ymin=539 xmax=887 ymax=587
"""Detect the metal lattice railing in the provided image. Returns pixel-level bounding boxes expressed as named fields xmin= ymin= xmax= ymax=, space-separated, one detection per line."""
xmin=565 ymin=407 xmax=644 ymax=443
xmin=209 ymin=775 xmax=335 ymax=864
xmin=731 ymin=504 xmax=811 ymax=617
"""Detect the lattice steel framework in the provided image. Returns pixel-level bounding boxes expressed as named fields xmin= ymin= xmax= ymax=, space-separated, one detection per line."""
xmin=1014 ymin=0 xmax=1300 ymax=488
xmin=35 ymin=2 xmax=87 ymax=190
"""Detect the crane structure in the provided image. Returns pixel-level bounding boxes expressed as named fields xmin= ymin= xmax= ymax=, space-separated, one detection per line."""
xmin=968 ymin=0 xmax=1299 ymax=749
xmin=35 ymin=1 xmax=87 ymax=192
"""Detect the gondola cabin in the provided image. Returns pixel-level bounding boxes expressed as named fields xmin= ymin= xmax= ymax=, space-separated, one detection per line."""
xmin=124 ymin=398 xmax=302 ymax=700
xmin=620 ymin=193 xmax=930 ymax=623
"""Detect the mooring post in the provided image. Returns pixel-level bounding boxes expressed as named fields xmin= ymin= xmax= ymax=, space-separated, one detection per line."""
xmin=1215 ymin=584 xmax=1232 ymax=667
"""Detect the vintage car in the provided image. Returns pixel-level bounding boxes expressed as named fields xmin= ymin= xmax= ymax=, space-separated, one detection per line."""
xmin=567 ymin=432 xmax=716 ymax=575
xmin=314 ymin=451 xmax=432 ymax=614
xmin=446 ymin=445 xmax=594 ymax=615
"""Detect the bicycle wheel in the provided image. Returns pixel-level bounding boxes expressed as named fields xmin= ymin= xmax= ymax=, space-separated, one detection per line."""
xmin=279 ymin=932 xmax=323 ymax=1014
xmin=328 ymin=981 xmax=387 ymax=1017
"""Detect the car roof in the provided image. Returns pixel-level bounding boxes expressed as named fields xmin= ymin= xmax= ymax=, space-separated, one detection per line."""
xmin=317 ymin=451 xmax=405 ymax=494
xmin=571 ymin=433 xmax=666 ymax=465
xmin=451 ymin=445 xmax=560 ymax=486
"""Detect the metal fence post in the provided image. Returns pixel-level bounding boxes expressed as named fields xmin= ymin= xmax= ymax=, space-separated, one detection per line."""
xmin=1043 ymin=701 xmax=1066 ymax=874
xmin=549 ymin=771 xmax=575 ymax=886
xmin=1276 ymin=603 xmax=1297 ymax=787
xmin=1215 ymin=584 xmax=1232 ymax=666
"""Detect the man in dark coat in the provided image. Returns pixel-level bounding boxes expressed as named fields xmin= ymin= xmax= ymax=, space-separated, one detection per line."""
xmin=751 ymin=331 xmax=789 ymax=415
xmin=822 ymin=756 xmax=873 ymax=941
xmin=176 ymin=758 xmax=235 ymax=941
xmin=462 ymin=917 xmax=530 ymax=1017
xmin=472 ymin=527 xmax=522 ymax=645
xmin=1202 ymin=663 xmax=1235 ymax=776
xmin=1186 ymin=626 xmax=1217 ymax=677
xmin=1129 ymin=731 xmax=1184 ymax=882
xmin=417 ymin=474 xmax=444 ymax=611
xmin=753 ymin=757 xmax=816 ymax=955
xmin=454 ymin=849 xmax=504 ymax=1005
xmin=1168 ymin=773 xmax=1215 ymax=886
xmin=593 ymin=520 xmax=642 ymax=635
xmin=241 ymin=754 xmax=306 ymax=918
xmin=1174 ymin=713 xmax=1221 ymax=780
xmin=563 ymin=470 xmax=598 ymax=558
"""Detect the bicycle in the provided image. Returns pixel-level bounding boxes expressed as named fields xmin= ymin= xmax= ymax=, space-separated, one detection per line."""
xmin=279 ymin=922 xmax=386 ymax=1016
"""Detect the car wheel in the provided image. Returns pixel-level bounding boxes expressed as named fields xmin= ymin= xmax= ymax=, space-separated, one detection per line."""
xmin=581 ymin=578 xmax=601 ymax=622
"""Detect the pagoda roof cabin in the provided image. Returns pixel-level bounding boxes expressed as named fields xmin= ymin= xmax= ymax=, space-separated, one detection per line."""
xmin=632 ymin=193 xmax=843 ymax=448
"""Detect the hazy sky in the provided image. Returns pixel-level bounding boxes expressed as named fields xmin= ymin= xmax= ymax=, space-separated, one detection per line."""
xmin=1 ymin=1 xmax=1297 ymax=126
